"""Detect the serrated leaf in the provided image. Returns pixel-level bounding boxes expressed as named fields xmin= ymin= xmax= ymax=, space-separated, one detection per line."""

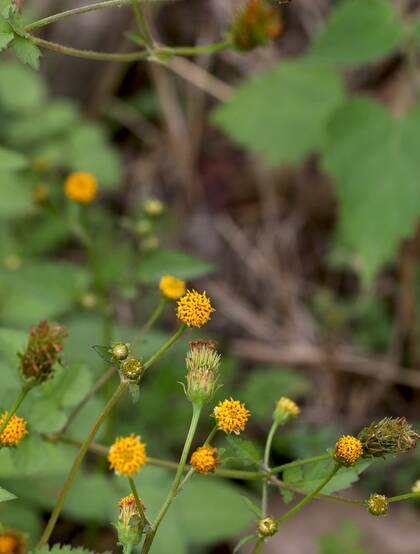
xmin=323 ymin=97 xmax=420 ymax=283
xmin=0 ymin=146 xmax=27 ymax=171
xmin=226 ymin=436 xmax=262 ymax=466
xmin=0 ymin=31 xmax=13 ymax=50
xmin=213 ymin=61 xmax=344 ymax=166
xmin=0 ymin=486 xmax=16 ymax=502
xmin=309 ymin=0 xmax=403 ymax=65
xmin=31 ymin=545 xmax=102 ymax=554
xmin=138 ymin=248 xmax=214 ymax=283
xmin=12 ymin=36 xmax=41 ymax=70
xmin=233 ymin=534 xmax=258 ymax=553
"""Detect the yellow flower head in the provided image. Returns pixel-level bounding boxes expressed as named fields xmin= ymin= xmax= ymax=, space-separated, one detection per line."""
xmin=0 ymin=529 xmax=27 ymax=554
xmin=274 ymin=397 xmax=300 ymax=423
xmin=177 ymin=290 xmax=215 ymax=328
xmin=108 ymin=434 xmax=147 ymax=477
xmin=64 ymin=172 xmax=97 ymax=204
xmin=0 ymin=412 xmax=28 ymax=447
xmin=190 ymin=445 xmax=219 ymax=474
xmin=159 ymin=275 xmax=186 ymax=300
xmin=214 ymin=398 xmax=251 ymax=435
xmin=335 ymin=435 xmax=363 ymax=465
xmin=366 ymin=493 xmax=389 ymax=516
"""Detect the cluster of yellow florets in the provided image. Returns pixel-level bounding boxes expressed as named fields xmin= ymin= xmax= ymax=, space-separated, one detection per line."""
xmin=64 ymin=172 xmax=97 ymax=204
xmin=177 ymin=290 xmax=215 ymax=328
xmin=108 ymin=435 xmax=147 ymax=476
xmin=214 ymin=398 xmax=251 ymax=435
xmin=159 ymin=275 xmax=186 ymax=300
xmin=190 ymin=445 xmax=219 ymax=474
xmin=335 ymin=435 xmax=363 ymax=465
xmin=275 ymin=397 xmax=300 ymax=419
xmin=366 ymin=493 xmax=389 ymax=516
xmin=0 ymin=412 xmax=28 ymax=447
xmin=0 ymin=529 xmax=26 ymax=554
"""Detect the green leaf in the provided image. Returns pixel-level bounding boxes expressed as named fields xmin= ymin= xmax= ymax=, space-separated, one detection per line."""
xmin=241 ymin=494 xmax=262 ymax=518
xmin=0 ymin=0 xmax=13 ymax=19
xmin=0 ymin=486 xmax=16 ymax=502
xmin=12 ymin=36 xmax=41 ymax=70
xmin=213 ymin=61 xmax=344 ymax=166
xmin=323 ymin=98 xmax=420 ymax=282
xmin=0 ymin=61 xmax=46 ymax=111
xmin=31 ymin=546 xmax=102 ymax=554
xmin=233 ymin=534 xmax=258 ymax=553
xmin=41 ymin=363 xmax=93 ymax=408
xmin=309 ymin=0 xmax=403 ymax=65
xmin=0 ymin=31 xmax=13 ymax=50
xmin=138 ymin=248 xmax=214 ymax=283
xmin=0 ymin=146 xmax=27 ymax=171
xmin=226 ymin=436 xmax=262 ymax=466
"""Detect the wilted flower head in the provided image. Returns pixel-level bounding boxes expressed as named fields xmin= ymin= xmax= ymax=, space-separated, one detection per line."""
xmin=185 ymin=340 xmax=221 ymax=404
xmin=0 ymin=529 xmax=27 ymax=554
xmin=64 ymin=172 xmax=97 ymax=204
xmin=19 ymin=321 xmax=67 ymax=383
xmin=231 ymin=0 xmax=283 ymax=52
xmin=274 ymin=397 xmax=300 ymax=424
xmin=214 ymin=398 xmax=251 ymax=435
xmin=177 ymin=290 xmax=215 ymax=328
xmin=116 ymin=494 xmax=145 ymax=550
xmin=159 ymin=275 xmax=186 ymax=300
xmin=366 ymin=493 xmax=389 ymax=516
xmin=0 ymin=413 xmax=28 ymax=447
xmin=190 ymin=445 xmax=219 ymax=474
xmin=258 ymin=516 xmax=278 ymax=538
xmin=118 ymin=494 xmax=144 ymax=524
xmin=335 ymin=435 xmax=363 ymax=466
xmin=358 ymin=417 xmax=419 ymax=458
xmin=108 ymin=435 xmax=147 ymax=477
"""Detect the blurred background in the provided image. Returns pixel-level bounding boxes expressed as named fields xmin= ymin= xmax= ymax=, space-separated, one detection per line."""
xmin=0 ymin=0 xmax=419 ymax=553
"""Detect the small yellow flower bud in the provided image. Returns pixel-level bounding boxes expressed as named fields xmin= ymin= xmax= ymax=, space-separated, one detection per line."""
xmin=412 ymin=480 xmax=420 ymax=493
xmin=335 ymin=435 xmax=364 ymax=466
xmin=120 ymin=357 xmax=144 ymax=384
xmin=159 ymin=275 xmax=186 ymax=300
xmin=190 ymin=445 xmax=219 ymax=474
xmin=274 ymin=397 xmax=300 ymax=424
xmin=64 ymin=172 xmax=97 ymax=204
xmin=143 ymin=198 xmax=164 ymax=217
xmin=258 ymin=516 xmax=278 ymax=538
xmin=366 ymin=493 xmax=389 ymax=516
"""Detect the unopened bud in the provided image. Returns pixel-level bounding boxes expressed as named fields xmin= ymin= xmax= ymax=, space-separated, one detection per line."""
xmin=143 ymin=198 xmax=164 ymax=217
xmin=111 ymin=342 xmax=130 ymax=361
xmin=366 ymin=493 xmax=389 ymax=516
xmin=274 ymin=397 xmax=300 ymax=424
xmin=120 ymin=357 xmax=145 ymax=384
xmin=185 ymin=340 xmax=220 ymax=405
xmin=258 ymin=516 xmax=278 ymax=538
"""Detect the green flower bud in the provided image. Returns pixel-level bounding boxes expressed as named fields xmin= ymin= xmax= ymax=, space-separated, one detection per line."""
xmin=111 ymin=342 xmax=130 ymax=361
xmin=120 ymin=357 xmax=145 ymax=384
xmin=185 ymin=340 xmax=220 ymax=405
xmin=258 ymin=516 xmax=278 ymax=538
xmin=366 ymin=493 xmax=389 ymax=516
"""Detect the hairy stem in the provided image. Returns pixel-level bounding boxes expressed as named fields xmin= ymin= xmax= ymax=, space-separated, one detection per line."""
xmin=141 ymin=403 xmax=202 ymax=553
xmin=128 ymin=476 xmax=151 ymax=527
xmin=37 ymin=383 xmax=128 ymax=548
xmin=388 ymin=491 xmax=420 ymax=503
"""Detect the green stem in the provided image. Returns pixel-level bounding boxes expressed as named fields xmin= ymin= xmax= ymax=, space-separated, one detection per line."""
xmin=158 ymin=41 xmax=231 ymax=57
xmin=132 ymin=297 xmax=168 ymax=355
xmin=25 ymin=0 xmax=135 ymax=31
xmin=143 ymin=324 xmax=186 ymax=370
xmin=0 ymin=381 xmax=34 ymax=442
xmin=204 ymin=425 xmax=218 ymax=446
xmin=388 ymin=491 xmax=420 ymax=503
xmin=131 ymin=0 xmax=154 ymax=48
xmin=178 ymin=423 xmax=219 ymax=491
xmin=37 ymin=383 xmax=128 ymax=548
xmin=262 ymin=421 xmax=279 ymax=517
xmin=277 ymin=464 xmax=340 ymax=525
xmin=128 ymin=476 xmax=151 ymax=527
xmin=141 ymin=403 xmax=202 ymax=553
xmin=252 ymin=539 xmax=265 ymax=554
xmin=271 ymin=453 xmax=332 ymax=475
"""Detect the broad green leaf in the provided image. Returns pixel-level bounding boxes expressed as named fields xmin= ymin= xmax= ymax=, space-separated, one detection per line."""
xmin=0 ymin=31 xmax=13 ymax=50
xmin=309 ymin=0 xmax=403 ymax=65
xmin=138 ymin=248 xmax=214 ymax=283
xmin=0 ymin=176 xmax=32 ymax=218
xmin=0 ymin=486 xmax=16 ymax=502
xmin=41 ymin=363 xmax=93 ymax=408
xmin=0 ymin=147 xmax=27 ymax=171
xmin=213 ymin=61 xmax=344 ymax=165
xmin=0 ymin=500 xmax=41 ymax=543
xmin=0 ymin=61 xmax=46 ymax=111
xmin=323 ymin=98 xmax=420 ymax=282
xmin=226 ymin=436 xmax=262 ymax=466
xmin=238 ymin=367 xmax=309 ymax=421
xmin=12 ymin=36 xmax=41 ymax=70
xmin=0 ymin=328 xmax=27 ymax=368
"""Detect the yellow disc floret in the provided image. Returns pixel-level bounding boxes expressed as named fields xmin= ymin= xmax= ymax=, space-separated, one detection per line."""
xmin=214 ymin=398 xmax=251 ymax=435
xmin=0 ymin=529 xmax=26 ymax=554
xmin=190 ymin=445 xmax=219 ymax=474
xmin=177 ymin=290 xmax=215 ymax=328
xmin=159 ymin=275 xmax=186 ymax=300
xmin=335 ymin=435 xmax=363 ymax=465
xmin=0 ymin=412 xmax=28 ymax=447
xmin=108 ymin=434 xmax=147 ymax=477
xmin=366 ymin=493 xmax=389 ymax=516
xmin=276 ymin=397 xmax=300 ymax=418
xmin=64 ymin=172 xmax=97 ymax=204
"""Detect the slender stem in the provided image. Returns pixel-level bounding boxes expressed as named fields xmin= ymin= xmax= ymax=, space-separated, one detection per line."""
xmin=277 ymin=464 xmax=340 ymax=525
xmin=178 ymin=423 xmax=219 ymax=491
xmin=132 ymin=297 xmax=168 ymax=355
xmin=141 ymin=403 xmax=202 ymax=553
xmin=128 ymin=476 xmax=151 ymax=527
xmin=55 ymin=366 xmax=117 ymax=437
xmin=388 ymin=491 xmax=420 ymax=503
xmin=0 ymin=381 xmax=34 ymax=441
xmin=159 ymin=41 xmax=231 ymax=57
xmin=131 ymin=0 xmax=154 ymax=47
xmin=143 ymin=324 xmax=186 ymax=370
xmin=204 ymin=425 xmax=218 ymax=446
xmin=26 ymin=0 xmax=138 ymax=31
xmin=37 ymin=383 xmax=128 ymax=548
xmin=271 ymin=453 xmax=332 ymax=475
xmin=262 ymin=421 xmax=279 ymax=517
xmin=252 ymin=539 xmax=265 ymax=554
